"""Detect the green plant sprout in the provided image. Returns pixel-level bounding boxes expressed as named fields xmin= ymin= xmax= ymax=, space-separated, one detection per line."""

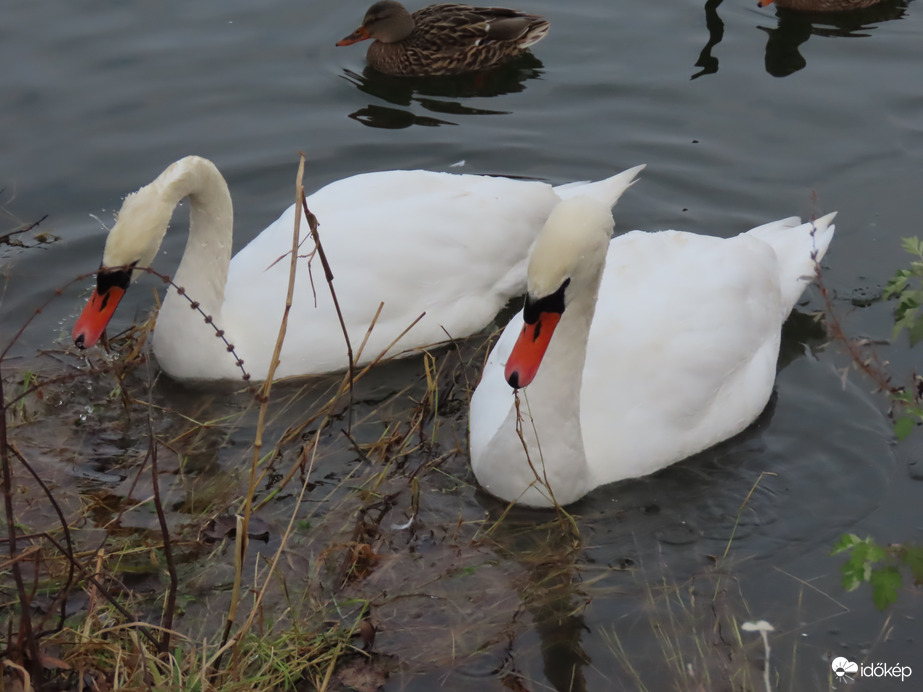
xmin=883 ymin=236 xmax=923 ymax=440
xmin=884 ymin=236 xmax=923 ymax=347
xmin=831 ymin=534 xmax=923 ymax=610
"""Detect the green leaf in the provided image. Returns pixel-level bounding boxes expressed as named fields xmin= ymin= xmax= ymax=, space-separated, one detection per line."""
xmin=847 ymin=538 xmax=885 ymax=565
xmin=910 ymin=316 xmax=923 ymax=347
xmin=865 ymin=541 xmax=887 ymax=563
xmin=894 ymin=416 xmax=916 ymax=441
xmin=892 ymin=389 xmax=913 ymax=405
xmin=902 ymin=546 xmax=923 ymax=584
xmin=831 ymin=533 xmax=863 ymax=555
xmin=869 ymin=566 xmax=902 ymax=610
xmin=903 ymin=289 xmax=923 ymax=310
xmin=840 ymin=561 xmax=865 ymax=592
xmin=900 ymin=236 xmax=923 ymax=256
xmin=885 ymin=270 xmax=912 ymax=299
xmin=893 ymin=309 xmax=921 ymax=341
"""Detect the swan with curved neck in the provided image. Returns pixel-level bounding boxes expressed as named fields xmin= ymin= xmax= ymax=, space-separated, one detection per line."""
xmin=73 ymin=156 xmax=644 ymax=381
xmin=469 ymin=196 xmax=836 ymax=507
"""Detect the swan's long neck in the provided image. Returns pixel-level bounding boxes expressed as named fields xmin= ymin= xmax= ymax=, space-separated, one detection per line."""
xmin=153 ymin=157 xmax=234 ymax=319
xmin=129 ymin=157 xmax=236 ymax=379
xmin=513 ymin=274 xmax=601 ymax=505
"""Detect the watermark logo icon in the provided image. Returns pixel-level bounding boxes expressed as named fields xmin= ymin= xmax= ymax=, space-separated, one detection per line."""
xmin=832 ymin=657 xmax=859 ymax=682
xmin=831 ymin=656 xmax=912 ymax=684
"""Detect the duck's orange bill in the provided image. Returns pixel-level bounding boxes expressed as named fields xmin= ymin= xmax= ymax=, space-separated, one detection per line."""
xmin=504 ymin=311 xmax=562 ymax=389
xmin=336 ymin=26 xmax=371 ymax=46
xmin=757 ymin=0 xmax=775 ymax=6
xmin=72 ymin=286 xmax=126 ymax=349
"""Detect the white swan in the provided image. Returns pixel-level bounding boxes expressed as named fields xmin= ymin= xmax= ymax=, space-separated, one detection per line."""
xmin=469 ymin=196 xmax=836 ymax=508
xmin=72 ymin=156 xmax=644 ymax=381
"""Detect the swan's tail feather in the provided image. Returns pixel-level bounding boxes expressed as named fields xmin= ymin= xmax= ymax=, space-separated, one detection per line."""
xmin=746 ymin=211 xmax=836 ymax=314
xmin=553 ymin=164 xmax=646 ymax=209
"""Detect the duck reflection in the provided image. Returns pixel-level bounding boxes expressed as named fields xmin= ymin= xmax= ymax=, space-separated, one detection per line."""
xmin=760 ymin=0 xmax=910 ymax=77
xmin=693 ymin=0 xmax=910 ymax=79
xmin=692 ymin=0 xmax=726 ymax=79
xmin=341 ymin=52 xmax=544 ymax=129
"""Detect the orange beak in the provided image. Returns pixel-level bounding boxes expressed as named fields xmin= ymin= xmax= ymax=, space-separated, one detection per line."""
xmin=72 ymin=285 xmax=126 ymax=349
xmin=757 ymin=0 xmax=775 ymax=6
xmin=336 ymin=26 xmax=372 ymax=46
xmin=504 ymin=312 xmax=562 ymax=389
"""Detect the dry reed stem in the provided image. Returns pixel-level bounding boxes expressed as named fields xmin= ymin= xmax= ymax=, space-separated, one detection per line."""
xmin=219 ymin=155 xmax=308 ymax=659
xmin=214 ymin=154 xmax=396 ymax=684
xmin=711 ymin=470 xmax=776 ymax=600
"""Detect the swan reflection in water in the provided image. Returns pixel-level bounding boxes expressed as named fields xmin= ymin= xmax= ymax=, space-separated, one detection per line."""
xmin=341 ymin=52 xmax=544 ymax=128
xmin=693 ymin=0 xmax=910 ymax=79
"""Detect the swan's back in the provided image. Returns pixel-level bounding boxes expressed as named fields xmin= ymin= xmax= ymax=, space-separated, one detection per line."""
xmin=580 ymin=214 xmax=835 ymax=485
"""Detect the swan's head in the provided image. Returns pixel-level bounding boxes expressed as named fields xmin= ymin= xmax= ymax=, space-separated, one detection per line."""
xmin=504 ymin=196 xmax=614 ymax=389
xmin=72 ymin=182 xmax=174 ymax=349
xmin=336 ymin=1 xmax=414 ymax=46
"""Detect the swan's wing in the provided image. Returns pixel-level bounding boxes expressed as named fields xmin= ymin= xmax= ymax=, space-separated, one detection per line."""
xmin=744 ymin=213 xmax=836 ymax=315
xmin=580 ymin=229 xmax=786 ymax=484
xmin=225 ymin=171 xmax=559 ymax=375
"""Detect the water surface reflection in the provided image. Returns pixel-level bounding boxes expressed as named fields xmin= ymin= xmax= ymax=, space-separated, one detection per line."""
xmin=341 ymin=53 xmax=544 ymax=128
xmin=694 ymin=0 xmax=911 ymax=79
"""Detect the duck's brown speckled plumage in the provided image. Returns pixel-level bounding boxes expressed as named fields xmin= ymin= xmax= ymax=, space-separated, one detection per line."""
xmin=338 ymin=1 xmax=550 ymax=77
xmin=758 ymin=0 xmax=884 ymax=10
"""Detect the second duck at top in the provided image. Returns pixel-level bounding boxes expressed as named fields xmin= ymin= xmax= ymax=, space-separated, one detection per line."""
xmin=336 ymin=1 xmax=550 ymax=76
xmin=757 ymin=0 xmax=884 ymax=9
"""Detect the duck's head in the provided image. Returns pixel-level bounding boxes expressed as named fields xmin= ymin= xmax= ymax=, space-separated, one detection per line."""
xmin=504 ymin=196 xmax=614 ymax=389
xmin=336 ymin=1 xmax=415 ymax=46
xmin=73 ymin=182 xmax=173 ymax=349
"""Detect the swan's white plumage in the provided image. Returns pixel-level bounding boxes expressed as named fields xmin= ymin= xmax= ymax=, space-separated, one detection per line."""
xmin=469 ymin=197 xmax=836 ymax=508
xmin=84 ymin=157 xmax=644 ymax=381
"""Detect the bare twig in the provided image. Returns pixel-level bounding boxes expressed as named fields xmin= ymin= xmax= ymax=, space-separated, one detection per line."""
xmin=145 ymin=413 xmax=178 ymax=654
xmin=0 ymin=365 xmax=43 ymax=683
xmin=7 ymin=442 xmax=75 ymax=637
xmin=300 ymin=190 xmax=356 ymax=430
xmin=0 ymin=214 xmax=48 ymax=244
xmin=811 ymin=222 xmax=897 ymax=396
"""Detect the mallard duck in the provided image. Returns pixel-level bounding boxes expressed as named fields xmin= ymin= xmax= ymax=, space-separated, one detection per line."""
xmin=469 ymin=197 xmax=836 ymax=507
xmin=72 ymin=157 xmax=642 ymax=381
xmin=758 ymin=0 xmax=884 ymax=9
xmin=335 ymin=1 xmax=550 ymax=76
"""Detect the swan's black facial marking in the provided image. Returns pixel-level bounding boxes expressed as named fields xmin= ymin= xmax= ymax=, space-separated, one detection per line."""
xmin=522 ymin=277 xmax=569 ymax=327
xmin=95 ymin=266 xmax=133 ymax=309
xmin=96 ymin=265 xmax=134 ymax=293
